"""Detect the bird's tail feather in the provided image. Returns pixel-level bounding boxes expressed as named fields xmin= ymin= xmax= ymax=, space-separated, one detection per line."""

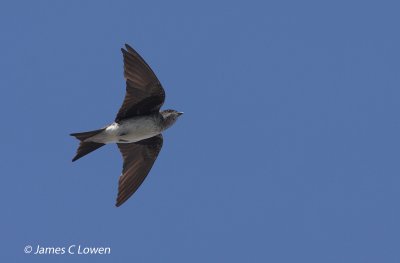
xmin=70 ymin=128 xmax=106 ymax=162
xmin=70 ymin=128 xmax=106 ymax=141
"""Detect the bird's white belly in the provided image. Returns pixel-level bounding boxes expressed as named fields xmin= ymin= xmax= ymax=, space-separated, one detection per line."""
xmin=88 ymin=117 xmax=161 ymax=144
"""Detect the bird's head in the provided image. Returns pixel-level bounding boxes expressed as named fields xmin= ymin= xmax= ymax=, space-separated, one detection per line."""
xmin=160 ymin=109 xmax=183 ymax=130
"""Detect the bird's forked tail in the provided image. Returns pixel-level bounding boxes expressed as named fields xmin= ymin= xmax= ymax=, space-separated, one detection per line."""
xmin=70 ymin=128 xmax=106 ymax=162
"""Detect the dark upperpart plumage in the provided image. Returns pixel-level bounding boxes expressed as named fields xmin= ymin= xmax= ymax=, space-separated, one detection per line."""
xmin=115 ymin=44 xmax=165 ymax=122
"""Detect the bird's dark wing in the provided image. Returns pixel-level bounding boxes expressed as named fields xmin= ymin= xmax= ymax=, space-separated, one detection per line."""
xmin=115 ymin=44 xmax=165 ymax=122
xmin=115 ymin=135 xmax=163 ymax=207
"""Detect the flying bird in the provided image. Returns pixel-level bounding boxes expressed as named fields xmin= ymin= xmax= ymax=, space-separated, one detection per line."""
xmin=71 ymin=44 xmax=183 ymax=207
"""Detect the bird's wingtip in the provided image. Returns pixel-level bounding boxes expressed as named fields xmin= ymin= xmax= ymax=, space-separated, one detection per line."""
xmin=124 ymin=43 xmax=135 ymax=53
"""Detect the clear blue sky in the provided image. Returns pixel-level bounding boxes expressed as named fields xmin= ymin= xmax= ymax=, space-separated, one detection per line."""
xmin=1 ymin=1 xmax=399 ymax=262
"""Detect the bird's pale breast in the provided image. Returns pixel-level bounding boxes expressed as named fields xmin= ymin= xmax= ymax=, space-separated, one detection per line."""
xmin=88 ymin=116 xmax=161 ymax=144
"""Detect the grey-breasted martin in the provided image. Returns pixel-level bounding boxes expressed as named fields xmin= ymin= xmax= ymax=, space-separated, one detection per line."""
xmin=71 ymin=44 xmax=183 ymax=207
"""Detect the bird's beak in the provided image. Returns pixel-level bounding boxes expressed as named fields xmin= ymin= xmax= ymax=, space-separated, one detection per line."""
xmin=177 ymin=112 xmax=184 ymax=116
